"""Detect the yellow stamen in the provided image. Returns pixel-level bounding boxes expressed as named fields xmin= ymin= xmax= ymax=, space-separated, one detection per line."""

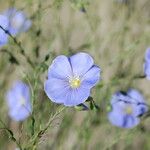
xmin=69 ymin=77 xmax=81 ymax=88
xmin=124 ymin=105 xmax=133 ymax=114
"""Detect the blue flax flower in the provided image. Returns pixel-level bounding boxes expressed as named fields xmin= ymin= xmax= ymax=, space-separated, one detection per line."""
xmin=0 ymin=14 xmax=9 ymax=47
xmin=4 ymin=8 xmax=31 ymax=35
xmin=108 ymin=89 xmax=148 ymax=128
xmin=144 ymin=48 xmax=150 ymax=80
xmin=44 ymin=52 xmax=100 ymax=106
xmin=6 ymin=81 xmax=32 ymax=121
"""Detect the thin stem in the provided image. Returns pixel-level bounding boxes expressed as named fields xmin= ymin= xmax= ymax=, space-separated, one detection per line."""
xmin=0 ymin=25 xmax=34 ymax=68
xmin=0 ymin=119 xmax=22 ymax=150
xmin=0 ymin=49 xmax=19 ymax=65
xmin=38 ymin=107 xmax=65 ymax=137
xmin=29 ymin=107 xmax=65 ymax=148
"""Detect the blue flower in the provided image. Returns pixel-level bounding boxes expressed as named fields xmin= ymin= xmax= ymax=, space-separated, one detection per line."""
xmin=0 ymin=14 xmax=9 ymax=47
xmin=6 ymin=81 xmax=32 ymax=121
xmin=4 ymin=8 xmax=31 ymax=35
xmin=44 ymin=52 xmax=100 ymax=106
xmin=144 ymin=48 xmax=150 ymax=80
xmin=108 ymin=89 xmax=148 ymax=128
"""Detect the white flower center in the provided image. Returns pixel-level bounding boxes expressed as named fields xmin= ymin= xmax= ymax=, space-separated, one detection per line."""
xmin=19 ymin=96 xmax=26 ymax=106
xmin=69 ymin=77 xmax=81 ymax=88
xmin=11 ymin=17 xmax=23 ymax=29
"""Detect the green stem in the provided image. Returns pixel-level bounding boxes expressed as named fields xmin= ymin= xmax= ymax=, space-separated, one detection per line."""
xmin=0 ymin=25 xmax=34 ymax=68
xmin=0 ymin=119 xmax=22 ymax=150
xmin=27 ymin=107 xmax=65 ymax=149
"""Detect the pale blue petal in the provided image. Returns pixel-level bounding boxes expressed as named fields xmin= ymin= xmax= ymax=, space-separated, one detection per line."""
xmin=22 ymin=19 xmax=32 ymax=32
xmin=127 ymin=89 xmax=146 ymax=104
xmin=63 ymin=85 xmax=90 ymax=106
xmin=14 ymin=81 xmax=31 ymax=105
xmin=6 ymin=90 xmax=18 ymax=109
xmin=44 ymin=77 xmax=90 ymax=106
xmin=82 ymin=65 xmax=100 ymax=88
xmin=0 ymin=15 xmax=9 ymax=28
xmin=111 ymin=100 xmax=126 ymax=112
xmin=108 ymin=109 xmax=140 ymax=128
xmin=0 ymin=15 xmax=9 ymax=46
xmin=0 ymin=30 xmax=8 ymax=46
xmin=110 ymin=92 xmax=128 ymax=105
xmin=4 ymin=8 xmax=31 ymax=35
xmin=44 ymin=78 xmax=70 ymax=104
xmin=6 ymin=81 xmax=32 ymax=121
xmin=121 ymin=115 xmax=140 ymax=128
xmin=108 ymin=109 xmax=124 ymax=127
xmin=4 ymin=8 xmax=17 ymax=17
xmin=4 ymin=8 xmax=18 ymax=35
xmin=48 ymin=55 xmax=73 ymax=79
xmin=132 ymin=103 xmax=148 ymax=117
xmin=6 ymin=81 xmax=31 ymax=110
xmin=144 ymin=62 xmax=150 ymax=80
xmin=9 ymin=11 xmax=25 ymax=35
xmin=145 ymin=47 xmax=150 ymax=62
xmin=69 ymin=52 xmax=94 ymax=76
xmin=9 ymin=105 xmax=31 ymax=121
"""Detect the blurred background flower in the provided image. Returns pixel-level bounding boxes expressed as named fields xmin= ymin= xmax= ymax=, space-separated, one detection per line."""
xmin=6 ymin=81 xmax=32 ymax=121
xmin=3 ymin=8 xmax=31 ymax=36
xmin=108 ymin=89 xmax=148 ymax=128
xmin=0 ymin=0 xmax=149 ymax=149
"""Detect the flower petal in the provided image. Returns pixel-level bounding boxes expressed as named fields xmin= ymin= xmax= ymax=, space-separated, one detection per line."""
xmin=44 ymin=77 xmax=91 ymax=106
xmin=127 ymin=89 xmax=146 ymax=104
xmin=0 ymin=15 xmax=9 ymax=29
xmin=0 ymin=30 xmax=8 ymax=47
xmin=69 ymin=52 xmax=94 ymax=76
xmin=4 ymin=8 xmax=31 ymax=35
xmin=110 ymin=92 xmax=128 ymax=105
xmin=4 ymin=8 xmax=17 ymax=17
xmin=6 ymin=81 xmax=32 ymax=121
xmin=108 ymin=109 xmax=124 ymax=127
xmin=44 ymin=78 xmax=70 ymax=104
xmin=121 ymin=115 xmax=140 ymax=128
xmin=22 ymin=20 xmax=32 ymax=32
xmin=6 ymin=81 xmax=31 ymax=110
xmin=0 ymin=15 xmax=9 ymax=46
xmin=82 ymin=65 xmax=100 ymax=88
xmin=108 ymin=109 xmax=140 ymax=128
xmin=144 ymin=62 xmax=150 ymax=80
xmin=63 ymin=86 xmax=90 ymax=106
xmin=6 ymin=90 xmax=18 ymax=109
xmin=48 ymin=55 xmax=72 ymax=80
xmin=9 ymin=106 xmax=31 ymax=121
xmin=132 ymin=103 xmax=148 ymax=117
xmin=145 ymin=47 xmax=150 ymax=62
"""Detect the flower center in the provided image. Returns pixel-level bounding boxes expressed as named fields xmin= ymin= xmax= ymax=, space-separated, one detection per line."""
xmin=20 ymin=96 xmax=26 ymax=106
xmin=69 ymin=77 xmax=81 ymax=88
xmin=124 ymin=105 xmax=133 ymax=115
xmin=12 ymin=18 xmax=23 ymax=29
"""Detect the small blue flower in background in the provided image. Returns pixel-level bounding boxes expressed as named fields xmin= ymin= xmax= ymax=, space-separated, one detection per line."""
xmin=4 ymin=8 xmax=31 ymax=36
xmin=44 ymin=52 xmax=100 ymax=106
xmin=108 ymin=89 xmax=148 ymax=128
xmin=144 ymin=48 xmax=150 ymax=80
xmin=6 ymin=81 xmax=32 ymax=121
xmin=0 ymin=14 xmax=9 ymax=47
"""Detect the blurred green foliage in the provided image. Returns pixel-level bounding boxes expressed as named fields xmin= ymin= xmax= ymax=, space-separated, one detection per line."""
xmin=0 ymin=0 xmax=150 ymax=149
